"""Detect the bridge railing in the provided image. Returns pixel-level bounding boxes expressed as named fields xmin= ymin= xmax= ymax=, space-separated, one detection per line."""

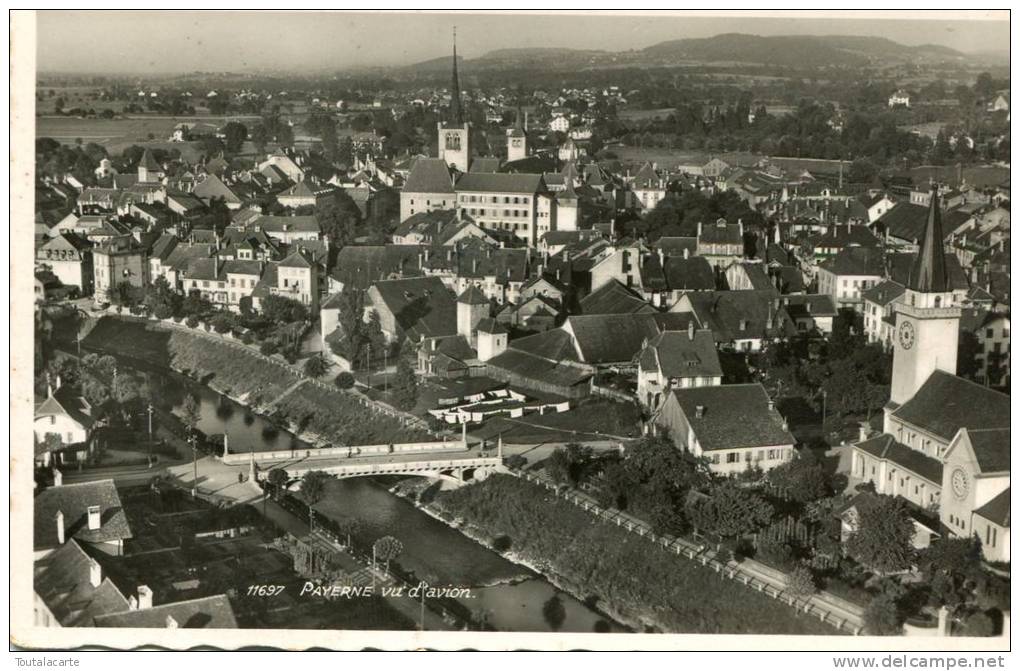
xmin=223 ymin=439 xmax=469 ymax=465
xmin=286 ymin=456 xmax=502 ymax=479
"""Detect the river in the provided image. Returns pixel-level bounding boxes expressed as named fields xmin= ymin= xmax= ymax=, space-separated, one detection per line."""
xmin=145 ymin=364 xmax=627 ymax=633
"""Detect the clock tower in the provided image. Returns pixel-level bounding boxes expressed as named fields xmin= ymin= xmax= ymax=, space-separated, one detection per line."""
xmin=437 ymin=28 xmax=471 ymax=173
xmin=888 ymin=186 xmax=961 ymax=407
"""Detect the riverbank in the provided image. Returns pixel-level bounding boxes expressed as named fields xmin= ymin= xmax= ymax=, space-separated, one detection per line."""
xmin=389 ymin=478 xmax=636 ymax=633
xmin=426 ymin=474 xmax=839 ymax=635
xmin=82 ymin=317 xmax=432 ymax=449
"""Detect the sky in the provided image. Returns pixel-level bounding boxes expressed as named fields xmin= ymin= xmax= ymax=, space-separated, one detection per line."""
xmin=35 ymin=10 xmax=1010 ymax=74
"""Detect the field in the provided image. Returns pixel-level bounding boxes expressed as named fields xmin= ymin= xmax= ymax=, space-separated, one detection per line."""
xmin=35 ymin=114 xmax=260 ymax=154
xmin=435 ymin=475 xmax=839 ymax=635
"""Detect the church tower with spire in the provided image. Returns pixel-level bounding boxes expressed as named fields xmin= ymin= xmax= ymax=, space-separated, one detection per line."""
xmin=438 ymin=28 xmax=471 ymax=172
xmin=506 ymin=103 xmax=527 ymax=162
xmin=888 ymin=186 xmax=961 ymax=408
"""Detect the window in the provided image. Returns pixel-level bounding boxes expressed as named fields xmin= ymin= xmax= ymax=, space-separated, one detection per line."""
xmin=726 ymin=453 xmax=739 ymax=464
xmin=987 ymin=328 xmax=994 ymax=338
xmin=50 ymin=416 xmax=55 ymax=425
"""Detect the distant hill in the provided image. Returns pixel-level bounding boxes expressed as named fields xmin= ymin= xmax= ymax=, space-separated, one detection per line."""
xmin=641 ymin=33 xmax=968 ymax=67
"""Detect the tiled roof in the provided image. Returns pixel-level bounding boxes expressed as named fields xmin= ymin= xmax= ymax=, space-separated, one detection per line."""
xmin=33 ymin=539 xmax=130 ymax=626
xmin=698 ymin=220 xmax=743 ymax=246
xmin=653 ymin=236 xmax=698 ymax=258
xmin=468 ymin=157 xmax=502 ymax=173
xmin=777 ymin=294 xmax=837 ymax=319
xmin=886 ymin=252 xmax=968 ymax=292
xmin=639 ymin=330 xmax=722 ymax=379
xmin=669 ymin=383 xmax=795 ymax=451
xmin=476 ymin=317 xmax=508 ymax=335
xmin=963 ymin=428 xmax=1010 ymax=474
xmin=486 ymin=349 xmax=594 ymax=388
xmin=457 ymin=285 xmax=489 ymax=305
xmin=862 ymin=279 xmax=906 ymax=306
xmin=806 ymin=225 xmax=881 ymax=250
xmin=818 ymin=246 xmax=886 ymax=277
xmin=855 ymin=433 xmax=943 ymax=485
xmin=580 ymin=280 xmax=655 ymax=315
xmin=403 ymin=158 xmax=455 ymax=194
xmin=566 ymin=313 xmax=696 ymax=365
xmin=455 ymin=172 xmax=544 ymax=194
xmin=370 ymin=276 xmax=457 ymax=340
xmin=973 ymin=488 xmax=1010 ymax=527
xmin=333 ymin=245 xmax=424 ymax=291
xmin=508 ymin=329 xmax=579 ymax=362
xmin=250 ymin=214 xmax=321 ymax=234
xmin=679 ymin=290 xmax=780 ymax=343
xmin=94 ymin=595 xmax=238 ymax=629
xmin=892 ymin=371 xmax=1010 ymax=443
xmin=35 ymin=388 xmax=93 ymax=430
xmin=34 ymin=480 xmax=133 ymax=551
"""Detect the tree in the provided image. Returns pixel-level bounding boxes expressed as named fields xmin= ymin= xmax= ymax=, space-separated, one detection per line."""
xmin=181 ymin=393 xmax=201 ymax=435
xmin=221 ymin=121 xmax=248 ymax=154
xmin=303 ymin=354 xmax=328 ymax=378
xmin=334 ymin=372 xmax=355 ymax=389
xmin=317 ymin=190 xmax=362 ymax=247
xmin=786 ymin=565 xmax=817 ymax=598
xmin=542 ymin=594 xmax=566 ymax=632
xmin=262 ymin=294 xmax=308 ymax=325
xmin=766 ymin=452 xmax=829 ymax=502
xmin=845 ymin=495 xmax=916 ymax=573
xmin=916 ymin=536 xmax=982 ymax=609
xmin=373 ymin=535 xmax=403 ymax=571
xmin=144 ymin=276 xmax=182 ymax=319
xmin=267 ymin=468 xmax=289 ymax=498
xmin=390 ymin=355 xmax=418 ymax=411
xmin=702 ymin=483 xmax=775 ymax=539
xmin=300 ymin=470 xmax=332 ymax=504
xmin=544 ymin=448 xmax=572 ymax=485
xmin=864 ymin=595 xmax=902 ymax=635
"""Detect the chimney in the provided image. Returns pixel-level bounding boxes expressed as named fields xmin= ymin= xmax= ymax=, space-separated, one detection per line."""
xmin=657 ymin=248 xmax=664 ymax=265
xmin=683 ymin=247 xmax=690 ymax=260
xmin=55 ymin=510 xmax=65 ymax=545
xmin=472 ymin=258 xmax=478 ymax=273
xmin=695 ymin=405 xmax=705 ymax=418
xmin=89 ymin=558 xmax=102 ymax=588
xmin=737 ymin=219 xmax=743 ymax=236
xmin=53 ymin=468 xmax=63 ymax=487
xmin=858 ymin=422 xmax=870 ymax=443
xmin=87 ymin=505 xmax=101 ymax=531
xmin=166 ymin=615 xmax=179 ymax=630
xmin=418 ymin=253 xmax=423 ymax=269
xmin=128 ymin=595 xmax=138 ymax=610
xmin=138 ymin=585 xmax=154 ymax=609
xmin=767 ymin=399 xmax=775 ymax=411
xmin=688 ymin=320 xmax=695 ymax=341
xmin=697 ymin=221 xmax=703 ymax=237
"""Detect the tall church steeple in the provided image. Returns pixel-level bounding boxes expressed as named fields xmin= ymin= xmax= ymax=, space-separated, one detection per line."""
xmin=437 ymin=27 xmax=471 ymax=172
xmin=449 ymin=27 xmax=463 ymax=125
xmin=908 ymin=185 xmax=949 ymax=293
xmin=888 ymin=184 xmax=961 ymax=407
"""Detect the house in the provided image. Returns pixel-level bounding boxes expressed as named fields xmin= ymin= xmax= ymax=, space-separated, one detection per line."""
xmin=92 ymin=235 xmax=148 ymax=305
xmin=329 ymin=245 xmax=424 ymax=293
xmin=259 ymin=152 xmax=305 ymax=183
xmin=484 ymin=330 xmax=595 ymax=399
xmin=630 ymin=162 xmax=667 ymax=210
xmin=562 ymin=312 xmax=696 ymax=367
xmin=654 ymin=384 xmax=795 ymax=475
xmin=670 ymin=290 xmax=780 ymax=353
xmin=36 ymin=232 xmax=93 ymax=293
xmin=639 ymin=253 xmax=717 ymax=308
xmin=400 ymin=158 xmax=456 ymax=222
xmin=696 ymin=219 xmax=745 ymax=269
xmin=192 ymin=174 xmax=243 ymax=210
xmin=724 ymin=261 xmax=777 ymax=293
xmin=366 ymin=276 xmax=457 ymax=344
xmin=775 ymin=294 xmax=838 ymax=335
xmin=33 ymin=539 xmax=131 ymax=627
xmin=34 ymin=386 xmax=94 ymax=467
xmin=34 ymin=479 xmax=132 ymax=557
xmin=862 ymin=280 xmax=907 ymax=346
xmin=959 ymin=309 xmax=1011 ymax=388
xmin=276 ymin=181 xmax=330 ymax=209
xmin=637 ymin=323 xmax=722 ymax=410
xmin=579 ymin=279 xmax=655 ymax=315
xmin=239 ymin=214 xmax=321 ymax=244
xmin=816 ymin=247 xmax=886 ymax=311
xmin=888 ymin=90 xmax=910 ymax=108
xmin=93 ymin=594 xmax=239 ymax=629
xmin=453 ymin=172 xmax=547 ymax=246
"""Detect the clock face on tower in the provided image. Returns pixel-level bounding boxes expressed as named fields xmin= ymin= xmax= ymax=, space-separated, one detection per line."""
xmin=951 ymin=467 xmax=970 ymax=500
xmin=898 ymin=321 xmax=915 ymax=350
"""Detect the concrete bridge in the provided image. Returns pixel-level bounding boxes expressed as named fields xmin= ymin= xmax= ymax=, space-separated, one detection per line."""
xmin=285 ymin=454 xmax=503 ymax=486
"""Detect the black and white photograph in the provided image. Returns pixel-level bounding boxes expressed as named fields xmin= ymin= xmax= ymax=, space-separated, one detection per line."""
xmin=9 ymin=8 xmax=1012 ymax=655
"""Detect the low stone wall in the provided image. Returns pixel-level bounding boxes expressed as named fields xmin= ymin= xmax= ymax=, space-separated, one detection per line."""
xmin=222 ymin=439 xmax=468 ymax=465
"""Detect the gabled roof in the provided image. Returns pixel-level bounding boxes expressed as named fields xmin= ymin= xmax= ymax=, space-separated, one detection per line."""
xmin=632 ymin=162 xmax=664 ymax=190
xmin=455 ymin=172 xmax=544 ymax=194
xmin=566 ymin=313 xmax=697 ymax=365
xmin=469 ymin=157 xmax=502 ymax=173
xmin=862 ymin=279 xmax=906 ymax=307
xmin=94 ymin=594 xmax=238 ymax=629
xmin=960 ymin=428 xmax=1010 ymax=474
xmin=403 ymin=158 xmax=455 ymax=194
xmin=667 ymin=383 xmax=794 ymax=451
xmin=973 ymin=488 xmax=1010 ymax=527
xmin=333 ymin=245 xmax=424 ymax=291
xmin=579 ymin=280 xmax=656 ymax=315
xmin=369 ymin=276 xmax=457 ymax=340
xmin=892 ymin=370 xmax=1010 ymax=443
xmin=818 ymin=246 xmax=886 ymax=277
xmin=508 ymin=328 xmax=579 ymax=362
xmin=35 ymin=387 xmax=93 ymax=430
xmin=698 ymin=220 xmax=743 ymax=246
xmin=639 ymin=329 xmax=722 ymax=379
xmin=677 ymin=290 xmax=780 ymax=343
xmin=33 ymin=539 xmax=130 ymax=626
xmin=855 ymin=433 xmax=943 ymax=485
xmin=457 ymin=285 xmax=489 ymax=305
xmin=34 ymin=480 xmax=133 ymax=551
xmin=193 ymin=174 xmax=242 ymax=205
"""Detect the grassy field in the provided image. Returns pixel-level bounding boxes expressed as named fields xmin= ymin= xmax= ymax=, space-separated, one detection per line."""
xmin=435 ymin=475 xmax=839 ymax=635
xmin=35 ymin=114 xmax=260 ymax=154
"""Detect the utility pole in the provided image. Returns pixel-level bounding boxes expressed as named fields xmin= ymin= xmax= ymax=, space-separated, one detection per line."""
xmin=383 ymin=348 xmax=387 ymax=393
xmin=821 ymin=389 xmax=828 ymax=434
xmin=366 ymin=344 xmax=371 ymax=390
xmin=191 ymin=432 xmax=198 ymax=498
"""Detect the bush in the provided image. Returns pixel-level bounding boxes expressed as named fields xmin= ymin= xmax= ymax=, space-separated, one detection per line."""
xmin=260 ymin=340 xmax=279 ymax=356
xmin=241 ymin=333 xmax=254 ymax=345
xmin=492 ymin=535 xmax=512 ymax=553
xmin=185 ymin=316 xmax=199 ymax=328
xmin=786 ymin=565 xmax=817 ymax=598
xmin=304 ymin=354 xmax=328 ymax=378
xmin=504 ymin=454 xmax=528 ymax=470
xmin=864 ymin=596 xmax=902 ymax=635
xmin=755 ymin=539 xmax=797 ymax=572
xmin=963 ymin=611 xmax=996 ymax=637
xmin=172 ymin=314 xmax=184 ymax=323
xmin=334 ymin=372 xmax=355 ymax=389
